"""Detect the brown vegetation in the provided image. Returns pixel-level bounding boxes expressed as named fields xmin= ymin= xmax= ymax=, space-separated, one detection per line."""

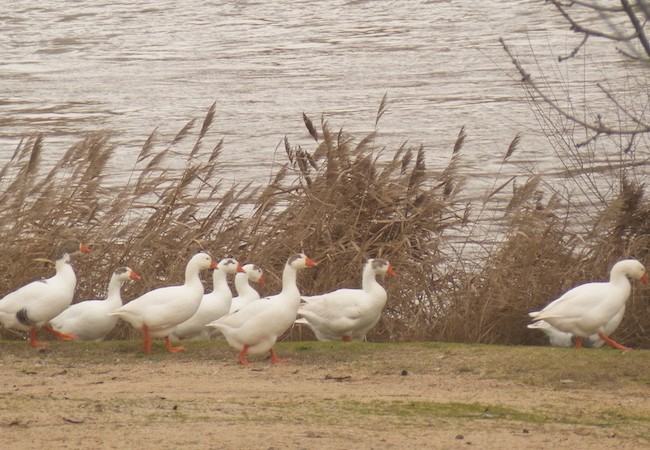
xmin=0 ymin=97 xmax=648 ymax=346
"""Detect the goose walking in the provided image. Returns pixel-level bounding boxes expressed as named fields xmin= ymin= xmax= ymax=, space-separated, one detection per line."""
xmin=171 ymin=258 xmax=244 ymax=340
xmin=527 ymin=303 xmax=626 ymax=349
xmin=296 ymin=258 xmax=395 ymax=342
xmin=208 ymin=253 xmax=316 ymax=365
xmin=529 ymin=259 xmax=648 ymax=350
xmin=110 ymin=252 xmax=216 ymax=354
xmin=50 ymin=267 xmax=140 ymax=341
xmin=0 ymin=239 xmax=90 ymax=347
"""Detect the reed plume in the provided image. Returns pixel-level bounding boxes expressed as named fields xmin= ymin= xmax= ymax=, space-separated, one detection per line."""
xmin=0 ymin=101 xmax=648 ymax=346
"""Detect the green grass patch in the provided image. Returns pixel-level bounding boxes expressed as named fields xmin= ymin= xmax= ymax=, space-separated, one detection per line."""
xmin=3 ymin=339 xmax=650 ymax=390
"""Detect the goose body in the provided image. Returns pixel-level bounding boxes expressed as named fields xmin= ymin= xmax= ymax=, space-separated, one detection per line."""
xmin=528 ymin=305 xmax=626 ymax=349
xmin=110 ymin=252 xmax=216 ymax=353
xmin=50 ymin=267 xmax=140 ymax=341
xmin=0 ymin=240 xmax=90 ymax=347
xmin=171 ymin=258 xmax=244 ymax=340
xmin=208 ymin=253 xmax=316 ymax=365
xmin=228 ymin=263 xmax=265 ymax=313
xmin=529 ymin=259 xmax=648 ymax=350
xmin=297 ymin=258 xmax=395 ymax=342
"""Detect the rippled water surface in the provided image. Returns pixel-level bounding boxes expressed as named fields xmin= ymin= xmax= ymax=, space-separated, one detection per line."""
xmin=0 ymin=0 xmax=635 ymax=190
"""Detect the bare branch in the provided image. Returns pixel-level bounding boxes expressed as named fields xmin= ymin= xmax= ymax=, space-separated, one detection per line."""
xmin=564 ymin=0 xmax=624 ymax=13
xmin=596 ymin=82 xmax=650 ymax=129
xmin=500 ymin=38 xmax=650 ymax=136
xmin=549 ymin=0 xmax=639 ymax=42
xmin=558 ymin=33 xmax=589 ymax=61
xmin=620 ymin=0 xmax=650 ymax=58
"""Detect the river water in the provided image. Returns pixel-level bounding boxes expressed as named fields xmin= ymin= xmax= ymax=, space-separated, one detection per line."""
xmin=0 ymin=0 xmax=641 ymax=201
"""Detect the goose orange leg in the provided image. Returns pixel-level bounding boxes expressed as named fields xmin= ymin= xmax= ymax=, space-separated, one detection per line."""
xmin=28 ymin=328 xmax=47 ymax=348
xmin=575 ymin=336 xmax=583 ymax=350
xmin=142 ymin=324 xmax=152 ymax=354
xmin=43 ymin=324 xmax=76 ymax=341
xmin=238 ymin=345 xmax=251 ymax=365
xmin=598 ymin=333 xmax=631 ymax=351
xmin=269 ymin=347 xmax=288 ymax=364
xmin=164 ymin=336 xmax=185 ymax=353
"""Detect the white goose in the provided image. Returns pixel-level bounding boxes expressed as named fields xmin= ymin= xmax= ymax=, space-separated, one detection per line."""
xmin=110 ymin=252 xmax=216 ymax=354
xmin=529 ymin=259 xmax=648 ymax=350
xmin=528 ymin=304 xmax=626 ymax=349
xmin=208 ymin=253 xmax=317 ymax=365
xmin=228 ymin=263 xmax=265 ymax=313
xmin=296 ymin=258 xmax=396 ymax=342
xmin=171 ymin=257 xmax=244 ymax=340
xmin=50 ymin=267 xmax=141 ymax=341
xmin=0 ymin=239 xmax=90 ymax=347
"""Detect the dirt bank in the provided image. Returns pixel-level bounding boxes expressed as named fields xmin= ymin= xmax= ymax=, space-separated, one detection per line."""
xmin=0 ymin=340 xmax=648 ymax=449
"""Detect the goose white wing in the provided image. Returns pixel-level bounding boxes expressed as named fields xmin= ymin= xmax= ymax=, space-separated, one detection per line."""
xmin=0 ymin=280 xmax=52 ymax=315
xmin=529 ymin=282 xmax=612 ymax=321
xmin=210 ymin=297 xmax=276 ymax=330
xmin=50 ymin=300 xmax=117 ymax=340
xmin=300 ymin=289 xmax=365 ymax=321
xmin=111 ymin=285 xmax=191 ymax=327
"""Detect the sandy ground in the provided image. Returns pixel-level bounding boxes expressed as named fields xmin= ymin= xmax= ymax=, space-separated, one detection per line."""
xmin=0 ymin=340 xmax=648 ymax=449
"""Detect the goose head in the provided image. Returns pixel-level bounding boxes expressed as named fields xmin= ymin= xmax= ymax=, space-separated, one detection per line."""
xmin=216 ymin=258 xmax=245 ymax=275
xmin=613 ymin=259 xmax=648 ymax=283
xmin=242 ymin=263 xmax=265 ymax=285
xmin=115 ymin=266 xmax=141 ymax=282
xmin=56 ymin=239 xmax=90 ymax=259
xmin=190 ymin=252 xmax=218 ymax=270
xmin=288 ymin=253 xmax=318 ymax=270
xmin=369 ymin=258 xmax=396 ymax=277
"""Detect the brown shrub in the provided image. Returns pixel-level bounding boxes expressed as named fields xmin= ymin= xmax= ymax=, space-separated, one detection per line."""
xmin=0 ymin=102 xmax=648 ymax=347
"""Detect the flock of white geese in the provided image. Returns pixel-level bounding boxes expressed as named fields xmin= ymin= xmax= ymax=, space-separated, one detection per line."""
xmin=0 ymin=239 xmax=646 ymax=364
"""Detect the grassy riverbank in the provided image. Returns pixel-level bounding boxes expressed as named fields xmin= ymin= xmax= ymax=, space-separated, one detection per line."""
xmin=1 ymin=340 xmax=649 ymax=449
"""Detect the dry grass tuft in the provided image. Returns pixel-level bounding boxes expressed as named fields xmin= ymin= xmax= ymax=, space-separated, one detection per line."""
xmin=0 ymin=107 xmax=254 ymax=340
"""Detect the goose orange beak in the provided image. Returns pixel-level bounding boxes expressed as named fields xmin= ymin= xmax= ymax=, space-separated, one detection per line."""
xmin=387 ymin=266 xmax=396 ymax=277
xmin=641 ymin=272 xmax=649 ymax=284
xmin=305 ymin=258 xmax=318 ymax=268
xmin=79 ymin=243 xmax=91 ymax=253
xmin=237 ymin=264 xmax=246 ymax=273
xmin=130 ymin=271 xmax=142 ymax=281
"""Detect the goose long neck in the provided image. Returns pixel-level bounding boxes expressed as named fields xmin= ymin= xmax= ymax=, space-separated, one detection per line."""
xmin=610 ymin=268 xmax=632 ymax=290
xmin=281 ymin=263 xmax=298 ymax=295
xmin=55 ymin=254 xmax=76 ymax=282
xmin=106 ymin=276 xmax=124 ymax=301
xmin=184 ymin=263 xmax=202 ymax=286
xmin=361 ymin=265 xmax=379 ymax=292
xmin=55 ymin=254 xmax=71 ymax=271
xmin=212 ymin=268 xmax=227 ymax=290
xmin=235 ymin=273 xmax=251 ymax=294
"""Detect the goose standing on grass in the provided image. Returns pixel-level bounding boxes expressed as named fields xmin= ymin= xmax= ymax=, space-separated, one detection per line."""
xmin=0 ymin=239 xmax=90 ymax=347
xmin=50 ymin=267 xmax=141 ymax=341
xmin=208 ymin=253 xmax=317 ymax=365
xmin=110 ymin=252 xmax=216 ymax=354
xmin=529 ymin=259 xmax=648 ymax=351
xmin=171 ymin=257 xmax=244 ymax=340
xmin=296 ymin=258 xmax=396 ymax=342
xmin=228 ymin=263 xmax=265 ymax=313
xmin=527 ymin=304 xmax=627 ymax=349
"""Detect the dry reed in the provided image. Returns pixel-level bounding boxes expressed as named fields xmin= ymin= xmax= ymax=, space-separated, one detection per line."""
xmin=0 ymin=101 xmax=648 ymax=346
